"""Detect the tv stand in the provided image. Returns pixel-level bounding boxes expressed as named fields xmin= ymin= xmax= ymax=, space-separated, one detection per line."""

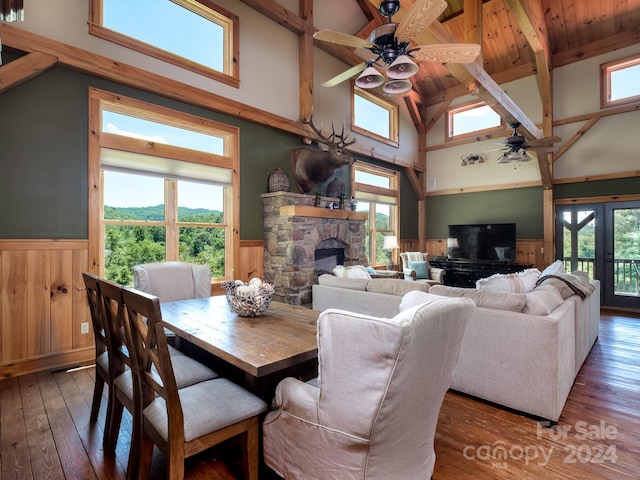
xmin=429 ymin=259 xmax=531 ymax=288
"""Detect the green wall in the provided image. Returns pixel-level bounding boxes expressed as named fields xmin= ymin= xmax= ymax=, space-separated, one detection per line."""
xmin=555 ymin=177 xmax=640 ymax=199
xmin=425 ymin=187 xmax=544 ymax=239
xmin=0 ymin=61 xmax=418 ymax=240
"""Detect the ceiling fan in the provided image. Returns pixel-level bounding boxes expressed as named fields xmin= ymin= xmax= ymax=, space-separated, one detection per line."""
xmin=313 ymin=0 xmax=481 ymax=94
xmin=495 ymin=122 xmax=561 ymax=164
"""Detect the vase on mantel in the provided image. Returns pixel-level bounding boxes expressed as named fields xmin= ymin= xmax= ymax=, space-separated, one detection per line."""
xmin=268 ymin=167 xmax=290 ymax=192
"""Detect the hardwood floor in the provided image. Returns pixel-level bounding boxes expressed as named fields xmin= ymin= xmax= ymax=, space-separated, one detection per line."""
xmin=1 ymin=311 xmax=639 ymax=479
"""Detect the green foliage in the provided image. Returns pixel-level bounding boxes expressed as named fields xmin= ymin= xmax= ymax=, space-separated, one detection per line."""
xmin=104 ymin=205 xmax=224 ymax=284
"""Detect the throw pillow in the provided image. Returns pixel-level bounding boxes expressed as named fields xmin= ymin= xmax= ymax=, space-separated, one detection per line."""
xmin=333 ymin=265 xmax=345 ymax=277
xmin=524 ymin=285 xmax=564 ymax=315
xmin=344 ymin=265 xmax=372 ymax=279
xmin=540 ymin=259 xmax=565 ymax=277
xmin=408 ymin=260 xmax=430 ymax=279
xmin=475 ymin=268 xmax=541 ymax=293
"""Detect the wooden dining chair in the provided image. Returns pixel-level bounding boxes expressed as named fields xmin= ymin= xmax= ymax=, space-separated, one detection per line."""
xmin=82 ymin=272 xmax=109 ymax=423
xmin=98 ymin=279 xmax=219 ymax=480
xmin=120 ymin=286 xmax=268 ymax=480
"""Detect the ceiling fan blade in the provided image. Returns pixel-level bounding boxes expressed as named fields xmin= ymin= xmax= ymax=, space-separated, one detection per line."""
xmin=313 ymin=30 xmax=374 ymax=49
xmin=321 ymin=62 xmax=367 ymax=87
xmin=412 ymin=43 xmax=481 ymax=63
xmin=527 ymin=135 xmax=562 ymax=147
xmin=396 ymin=0 xmax=448 ymax=42
xmin=528 ymin=146 xmax=557 ymax=153
xmin=354 ymin=47 xmax=379 ymax=62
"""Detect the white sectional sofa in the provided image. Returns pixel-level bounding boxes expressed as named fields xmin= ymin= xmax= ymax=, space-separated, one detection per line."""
xmin=312 ymin=271 xmax=600 ymax=421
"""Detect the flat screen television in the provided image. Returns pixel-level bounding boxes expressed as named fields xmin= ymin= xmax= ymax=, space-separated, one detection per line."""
xmin=447 ymin=223 xmax=516 ymax=263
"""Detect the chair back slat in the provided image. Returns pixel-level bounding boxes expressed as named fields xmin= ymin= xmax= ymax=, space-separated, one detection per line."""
xmin=121 ymin=287 xmax=181 ymax=417
xmin=82 ymin=272 xmax=107 ymax=357
xmin=98 ymin=278 xmax=131 ymax=377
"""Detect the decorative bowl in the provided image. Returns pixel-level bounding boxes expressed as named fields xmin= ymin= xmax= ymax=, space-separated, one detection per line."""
xmin=221 ymin=278 xmax=275 ymax=317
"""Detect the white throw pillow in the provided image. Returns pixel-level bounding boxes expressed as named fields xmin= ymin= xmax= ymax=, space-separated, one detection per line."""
xmin=344 ymin=265 xmax=372 ymax=279
xmin=476 ymin=268 xmax=541 ymax=293
xmin=540 ymin=259 xmax=565 ymax=277
xmin=332 ymin=265 xmax=346 ymax=277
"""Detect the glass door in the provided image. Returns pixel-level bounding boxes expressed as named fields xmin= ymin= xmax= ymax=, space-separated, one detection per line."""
xmin=556 ymin=201 xmax=640 ymax=310
xmin=604 ymin=202 xmax=640 ymax=309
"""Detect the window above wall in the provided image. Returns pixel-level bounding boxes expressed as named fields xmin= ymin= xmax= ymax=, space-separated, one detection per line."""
xmin=445 ymin=101 xmax=503 ymax=141
xmin=89 ymin=0 xmax=239 ymax=87
xmin=601 ymin=54 xmax=640 ymax=108
xmin=352 ymin=86 xmax=399 ymax=147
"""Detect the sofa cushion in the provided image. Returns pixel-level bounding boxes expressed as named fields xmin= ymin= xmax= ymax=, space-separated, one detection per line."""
xmin=524 ymin=285 xmax=564 ymax=315
xmin=317 ymin=274 xmax=368 ymax=291
xmin=430 ymin=285 xmax=527 ymax=312
xmin=408 ymin=260 xmax=430 ymax=279
xmin=475 ymin=268 xmax=541 ymax=293
xmin=366 ymin=278 xmax=430 ymax=296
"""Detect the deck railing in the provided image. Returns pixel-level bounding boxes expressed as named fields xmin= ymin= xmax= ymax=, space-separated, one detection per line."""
xmin=562 ymin=258 xmax=640 ymax=295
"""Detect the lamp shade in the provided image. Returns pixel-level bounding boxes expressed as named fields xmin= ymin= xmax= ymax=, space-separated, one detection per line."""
xmin=355 ymin=66 xmax=385 ymax=89
xmin=383 ymin=235 xmax=400 ymax=250
xmin=382 ymin=79 xmax=412 ymax=94
xmin=386 ymin=55 xmax=418 ymax=79
xmin=447 ymin=237 xmax=459 ymax=249
xmin=497 ymin=152 xmax=511 ymax=164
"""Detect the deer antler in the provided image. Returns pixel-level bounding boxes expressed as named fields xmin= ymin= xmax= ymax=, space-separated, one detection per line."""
xmin=302 ymin=115 xmax=357 ymax=148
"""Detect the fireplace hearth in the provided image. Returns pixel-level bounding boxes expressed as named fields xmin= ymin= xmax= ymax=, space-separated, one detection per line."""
xmin=262 ymin=192 xmax=367 ymax=305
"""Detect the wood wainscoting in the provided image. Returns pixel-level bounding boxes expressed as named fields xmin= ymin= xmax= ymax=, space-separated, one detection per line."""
xmin=0 ymin=240 xmax=94 ymax=378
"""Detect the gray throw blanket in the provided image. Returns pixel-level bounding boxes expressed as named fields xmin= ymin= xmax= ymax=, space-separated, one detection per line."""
xmin=535 ymin=273 xmax=595 ymax=299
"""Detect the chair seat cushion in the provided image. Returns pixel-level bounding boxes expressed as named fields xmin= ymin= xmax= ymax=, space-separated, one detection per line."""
xmin=171 ymin=355 xmax=219 ymax=388
xmin=144 ymin=378 xmax=267 ymax=442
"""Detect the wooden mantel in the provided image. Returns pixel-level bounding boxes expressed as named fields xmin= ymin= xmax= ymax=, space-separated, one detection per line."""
xmin=279 ymin=205 xmax=367 ymax=221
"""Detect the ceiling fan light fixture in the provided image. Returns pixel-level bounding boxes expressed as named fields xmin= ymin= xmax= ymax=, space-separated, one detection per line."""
xmin=382 ymin=79 xmax=412 ymax=94
xmin=497 ymin=152 xmax=511 ymax=164
xmin=355 ymin=66 xmax=385 ymax=88
xmin=386 ymin=55 xmax=419 ymax=79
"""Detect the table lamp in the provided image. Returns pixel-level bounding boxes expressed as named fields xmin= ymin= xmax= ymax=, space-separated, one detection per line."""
xmin=383 ymin=235 xmax=399 ymax=270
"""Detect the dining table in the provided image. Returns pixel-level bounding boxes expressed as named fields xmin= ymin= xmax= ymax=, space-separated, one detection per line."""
xmin=160 ymin=295 xmax=320 ymax=400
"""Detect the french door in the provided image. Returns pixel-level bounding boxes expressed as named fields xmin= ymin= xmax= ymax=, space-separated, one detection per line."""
xmin=555 ymin=201 xmax=640 ymax=310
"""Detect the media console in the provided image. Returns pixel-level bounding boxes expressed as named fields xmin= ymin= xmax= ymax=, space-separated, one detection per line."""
xmin=429 ymin=258 xmax=531 ymax=288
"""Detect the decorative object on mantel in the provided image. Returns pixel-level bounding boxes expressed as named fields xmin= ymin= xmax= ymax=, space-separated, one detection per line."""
xmin=326 ymin=177 xmax=346 ymax=198
xmin=221 ymin=278 xmax=275 ymax=317
xmin=268 ymin=167 xmax=291 ymax=192
xmin=315 ymin=192 xmax=322 ymax=207
xmin=291 ymin=116 xmax=356 ymax=193
xmin=383 ymin=235 xmax=400 ymax=270
xmin=350 ymin=196 xmax=358 ymax=211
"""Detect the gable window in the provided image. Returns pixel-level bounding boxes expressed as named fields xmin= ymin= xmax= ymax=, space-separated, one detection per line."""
xmin=601 ymin=54 xmax=640 ymax=108
xmin=89 ymin=0 xmax=239 ymax=87
xmin=89 ymin=89 xmax=239 ymax=286
xmin=352 ymin=86 xmax=399 ymax=146
xmin=446 ymin=101 xmax=503 ymax=141
xmin=352 ymin=164 xmax=400 ymax=268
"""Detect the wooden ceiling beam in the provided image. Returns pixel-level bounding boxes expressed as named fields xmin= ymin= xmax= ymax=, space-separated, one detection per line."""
xmin=0 ymin=51 xmax=57 ymax=93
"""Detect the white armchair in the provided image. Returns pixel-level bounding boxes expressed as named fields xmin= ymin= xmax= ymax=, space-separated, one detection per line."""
xmin=400 ymin=252 xmax=445 ymax=285
xmin=132 ymin=261 xmax=211 ymax=302
xmin=262 ymin=294 xmax=475 ymax=479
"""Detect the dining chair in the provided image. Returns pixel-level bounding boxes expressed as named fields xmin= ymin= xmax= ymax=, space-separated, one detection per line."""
xmin=98 ymin=279 xmax=219 ymax=478
xmin=120 ymin=286 xmax=268 ymax=480
xmin=82 ymin=272 xmax=109 ymax=423
xmin=263 ymin=295 xmax=475 ymax=479
xmin=131 ymin=261 xmax=211 ymax=303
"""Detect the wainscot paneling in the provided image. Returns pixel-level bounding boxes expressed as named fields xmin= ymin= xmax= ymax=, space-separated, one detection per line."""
xmin=238 ymin=240 xmax=264 ymax=282
xmin=0 ymin=240 xmax=93 ymax=378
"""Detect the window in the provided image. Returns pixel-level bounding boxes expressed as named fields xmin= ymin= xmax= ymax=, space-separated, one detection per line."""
xmin=601 ymin=54 xmax=640 ymax=108
xmin=352 ymin=86 xmax=399 ymax=146
xmin=352 ymin=164 xmax=400 ymax=267
xmin=89 ymin=0 xmax=239 ymax=87
xmin=445 ymin=101 xmax=503 ymax=141
xmin=89 ymin=89 xmax=239 ymax=285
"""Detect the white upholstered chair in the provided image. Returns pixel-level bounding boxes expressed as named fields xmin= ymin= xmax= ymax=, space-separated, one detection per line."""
xmin=132 ymin=261 xmax=212 ymax=302
xmin=400 ymin=252 xmax=445 ymax=285
xmin=262 ymin=294 xmax=475 ymax=479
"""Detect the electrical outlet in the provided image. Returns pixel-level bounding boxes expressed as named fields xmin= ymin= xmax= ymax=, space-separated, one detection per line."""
xmin=81 ymin=322 xmax=90 ymax=334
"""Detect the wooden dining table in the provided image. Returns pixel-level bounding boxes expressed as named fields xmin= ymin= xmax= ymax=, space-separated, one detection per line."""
xmin=160 ymin=295 xmax=320 ymax=400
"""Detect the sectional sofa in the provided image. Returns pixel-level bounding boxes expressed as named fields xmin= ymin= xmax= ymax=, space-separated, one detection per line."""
xmin=312 ymin=271 xmax=600 ymax=421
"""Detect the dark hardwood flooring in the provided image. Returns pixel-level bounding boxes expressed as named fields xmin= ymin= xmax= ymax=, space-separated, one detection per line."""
xmin=1 ymin=310 xmax=639 ymax=479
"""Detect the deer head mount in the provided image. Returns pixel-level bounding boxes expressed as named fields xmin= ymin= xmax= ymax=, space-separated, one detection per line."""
xmin=291 ymin=116 xmax=357 ymax=194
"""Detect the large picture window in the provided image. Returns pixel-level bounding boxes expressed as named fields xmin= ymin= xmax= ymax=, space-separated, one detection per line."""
xmin=89 ymin=89 xmax=239 ymax=285
xmin=89 ymin=0 xmax=239 ymax=87
xmin=601 ymin=54 xmax=640 ymax=108
xmin=352 ymin=164 xmax=400 ymax=268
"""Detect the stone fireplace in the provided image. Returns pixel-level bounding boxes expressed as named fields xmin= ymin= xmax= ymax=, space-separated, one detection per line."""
xmin=262 ymin=192 xmax=367 ymax=305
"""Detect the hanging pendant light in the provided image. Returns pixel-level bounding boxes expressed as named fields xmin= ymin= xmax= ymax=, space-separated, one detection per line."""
xmin=383 ymin=79 xmax=412 ymax=94
xmin=386 ymin=55 xmax=419 ymax=79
